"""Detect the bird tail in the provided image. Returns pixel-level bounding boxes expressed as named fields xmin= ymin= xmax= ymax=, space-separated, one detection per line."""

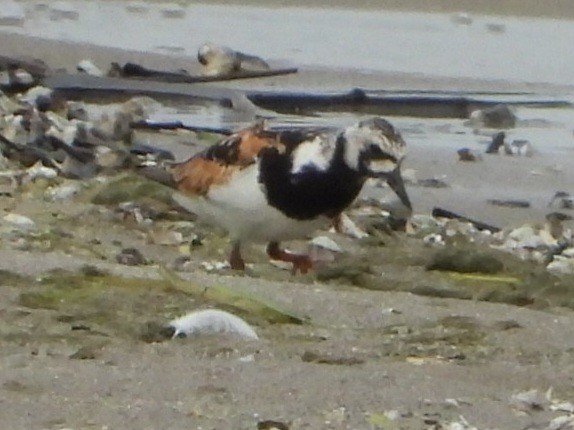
xmin=236 ymin=52 xmax=270 ymax=70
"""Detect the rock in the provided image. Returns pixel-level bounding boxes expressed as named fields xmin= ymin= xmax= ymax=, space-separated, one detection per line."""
xmin=457 ymin=148 xmax=481 ymax=162
xmin=467 ymin=104 xmax=517 ymax=129
xmin=159 ymin=3 xmax=185 ymax=19
xmin=309 ymin=236 xmax=342 ymax=253
xmin=49 ymin=1 xmax=79 ymax=21
xmin=76 ymin=60 xmax=104 ymax=77
xmin=125 ymin=1 xmax=149 ymax=13
xmin=200 ymin=260 xmax=231 ymax=272
xmin=423 ymin=233 xmax=444 ymax=246
xmin=139 ymin=321 xmax=175 ymax=342
xmin=548 ymin=191 xmax=573 ymax=210
xmin=45 ymin=183 xmax=81 ymax=201
xmin=147 ymin=229 xmax=184 ymax=246
xmin=547 ymin=415 xmax=574 ymax=430
xmin=69 ymin=346 xmax=97 ymax=360
xmin=67 ymin=101 xmax=89 ymax=121
xmin=257 ymin=420 xmax=290 ymax=430
xmin=505 ymin=139 xmax=534 ymax=156
xmin=3 ymin=213 xmax=35 ymax=229
xmin=19 ymin=85 xmax=53 ymax=107
xmin=486 ymin=22 xmax=506 ymax=34
xmin=507 ymin=224 xmax=537 ymax=242
xmin=547 ymin=257 xmax=574 ymax=275
xmin=116 ymin=248 xmax=146 ymax=266
xmin=25 ymin=162 xmax=58 ymax=181
xmin=0 ymin=1 xmax=25 ymax=27
xmin=451 ymin=12 xmax=473 ymax=25
xmin=510 ymin=389 xmax=549 ymax=412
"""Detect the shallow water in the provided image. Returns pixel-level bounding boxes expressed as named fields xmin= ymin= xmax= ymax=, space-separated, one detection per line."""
xmin=10 ymin=1 xmax=574 ymax=86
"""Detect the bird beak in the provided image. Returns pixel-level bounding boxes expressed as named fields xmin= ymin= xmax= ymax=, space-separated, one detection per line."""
xmin=385 ymin=166 xmax=412 ymax=213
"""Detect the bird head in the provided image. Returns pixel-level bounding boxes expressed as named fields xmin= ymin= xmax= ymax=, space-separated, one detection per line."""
xmin=197 ymin=43 xmax=213 ymax=65
xmin=341 ymin=117 xmax=412 ymax=211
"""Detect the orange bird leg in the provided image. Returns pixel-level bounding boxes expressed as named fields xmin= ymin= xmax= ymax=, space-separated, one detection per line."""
xmin=229 ymin=242 xmax=246 ymax=270
xmin=331 ymin=213 xmax=343 ymax=234
xmin=266 ymin=241 xmax=313 ymax=274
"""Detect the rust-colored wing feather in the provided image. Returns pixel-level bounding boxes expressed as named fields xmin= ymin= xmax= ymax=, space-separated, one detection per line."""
xmin=172 ymin=121 xmax=284 ymax=196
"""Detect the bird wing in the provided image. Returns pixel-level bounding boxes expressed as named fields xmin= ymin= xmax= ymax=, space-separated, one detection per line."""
xmin=140 ymin=121 xmax=334 ymax=197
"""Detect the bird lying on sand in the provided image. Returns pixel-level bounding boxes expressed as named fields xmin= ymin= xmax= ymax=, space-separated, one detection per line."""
xmin=197 ymin=43 xmax=270 ymax=77
xmin=140 ymin=117 xmax=412 ymax=273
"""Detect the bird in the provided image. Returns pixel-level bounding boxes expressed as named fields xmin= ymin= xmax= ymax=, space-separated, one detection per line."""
xmin=485 ymin=131 xmax=505 ymax=154
xmin=139 ymin=117 xmax=412 ymax=273
xmin=197 ymin=43 xmax=270 ymax=77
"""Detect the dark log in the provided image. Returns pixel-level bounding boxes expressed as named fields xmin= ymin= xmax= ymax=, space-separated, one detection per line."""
xmin=431 ymin=207 xmax=501 ymax=232
xmin=130 ymin=119 xmax=233 ymax=135
xmin=487 ymin=199 xmax=531 ymax=208
xmin=111 ymin=62 xmax=298 ymax=83
xmin=42 ymin=74 xmax=572 ymax=120
xmin=246 ymin=88 xmax=571 ymax=119
xmin=43 ymin=73 xmax=245 ymax=108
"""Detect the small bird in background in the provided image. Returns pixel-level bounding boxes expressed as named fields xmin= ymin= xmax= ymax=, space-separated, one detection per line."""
xmin=197 ymin=43 xmax=270 ymax=77
xmin=140 ymin=117 xmax=412 ymax=273
xmin=486 ymin=131 xmax=505 ymax=154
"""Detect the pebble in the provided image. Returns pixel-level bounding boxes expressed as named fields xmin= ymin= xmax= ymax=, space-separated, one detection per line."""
xmin=77 ymin=59 xmax=104 ymax=77
xmin=309 ymin=236 xmax=342 ymax=252
xmin=49 ymin=1 xmax=79 ymax=21
xmin=451 ymin=12 xmax=473 ymax=25
xmin=159 ymin=3 xmax=186 ymax=19
xmin=510 ymin=389 xmax=549 ymax=412
xmin=45 ymin=184 xmax=81 ymax=201
xmin=3 ymin=213 xmax=35 ymax=229
xmin=125 ymin=1 xmax=149 ymax=13
xmin=116 ymin=248 xmax=146 ymax=266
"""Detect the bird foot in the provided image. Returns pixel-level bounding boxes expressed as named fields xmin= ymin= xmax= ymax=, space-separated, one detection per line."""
xmin=267 ymin=242 xmax=313 ymax=274
xmin=229 ymin=242 xmax=246 ymax=270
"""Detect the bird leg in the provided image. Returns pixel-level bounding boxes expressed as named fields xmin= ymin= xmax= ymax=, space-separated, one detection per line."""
xmin=266 ymin=241 xmax=313 ymax=274
xmin=331 ymin=213 xmax=343 ymax=234
xmin=229 ymin=241 xmax=246 ymax=270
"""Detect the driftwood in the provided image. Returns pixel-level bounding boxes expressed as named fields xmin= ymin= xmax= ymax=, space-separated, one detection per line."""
xmin=42 ymin=74 xmax=572 ymax=120
xmin=432 ymin=207 xmax=501 ymax=232
xmin=130 ymin=120 xmax=233 ymax=136
xmin=43 ymin=73 xmax=248 ymax=108
xmin=110 ymin=62 xmax=298 ymax=83
xmin=246 ymin=88 xmax=571 ymax=119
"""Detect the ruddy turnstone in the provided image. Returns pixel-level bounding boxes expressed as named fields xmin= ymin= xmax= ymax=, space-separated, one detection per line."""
xmin=140 ymin=117 xmax=412 ymax=273
xmin=197 ymin=43 xmax=270 ymax=77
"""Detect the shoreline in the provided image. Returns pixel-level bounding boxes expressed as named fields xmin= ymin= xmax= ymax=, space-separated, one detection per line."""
xmin=188 ymin=0 xmax=574 ymax=20
xmin=2 ymin=31 xmax=573 ymax=96
xmin=0 ymin=31 xmax=572 ymax=231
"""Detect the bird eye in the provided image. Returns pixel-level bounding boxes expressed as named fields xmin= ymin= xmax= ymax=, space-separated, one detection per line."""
xmin=369 ymin=143 xmax=383 ymax=155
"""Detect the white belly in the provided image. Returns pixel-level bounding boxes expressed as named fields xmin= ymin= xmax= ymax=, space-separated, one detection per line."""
xmin=172 ymin=165 xmax=329 ymax=243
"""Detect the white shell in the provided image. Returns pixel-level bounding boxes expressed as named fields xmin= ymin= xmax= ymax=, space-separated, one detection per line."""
xmin=169 ymin=309 xmax=259 ymax=340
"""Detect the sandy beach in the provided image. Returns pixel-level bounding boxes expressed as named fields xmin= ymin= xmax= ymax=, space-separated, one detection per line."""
xmin=1 ymin=2 xmax=574 ymax=429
